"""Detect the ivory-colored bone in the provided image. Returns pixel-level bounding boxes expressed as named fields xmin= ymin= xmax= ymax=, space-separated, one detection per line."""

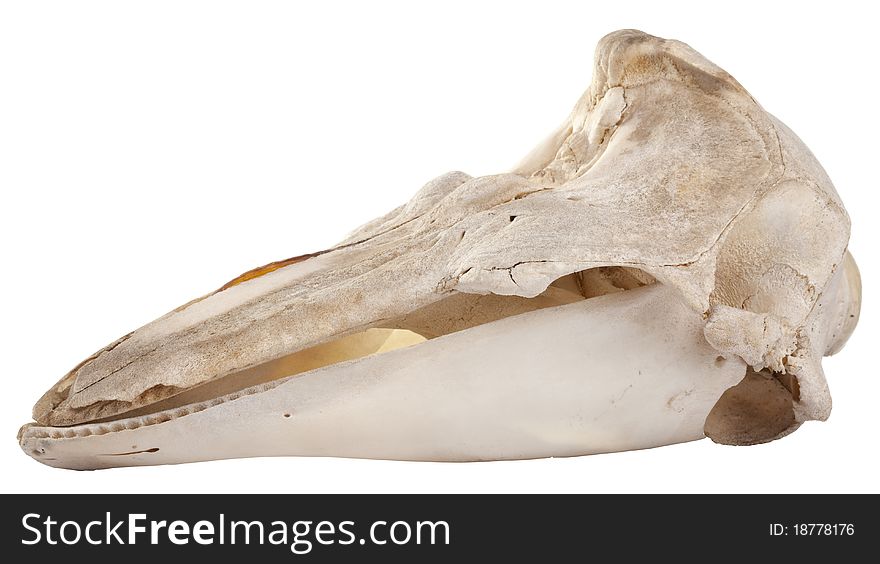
xmin=19 ymin=29 xmax=860 ymax=470
xmin=20 ymin=285 xmax=746 ymax=469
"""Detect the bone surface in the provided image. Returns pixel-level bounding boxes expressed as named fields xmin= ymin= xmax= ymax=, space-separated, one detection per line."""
xmin=19 ymin=29 xmax=860 ymax=469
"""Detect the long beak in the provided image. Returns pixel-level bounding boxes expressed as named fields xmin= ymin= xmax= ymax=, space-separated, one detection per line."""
xmin=20 ymin=284 xmax=746 ymax=469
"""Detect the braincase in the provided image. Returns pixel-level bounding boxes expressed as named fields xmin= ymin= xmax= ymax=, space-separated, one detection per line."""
xmin=373 ymin=30 xmax=850 ymax=324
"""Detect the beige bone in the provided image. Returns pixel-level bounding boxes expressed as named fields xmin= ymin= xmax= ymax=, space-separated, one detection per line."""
xmin=19 ymin=30 xmax=860 ymax=469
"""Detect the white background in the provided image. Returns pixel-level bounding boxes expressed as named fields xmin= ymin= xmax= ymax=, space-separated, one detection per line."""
xmin=0 ymin=1 xmax=876 ymax=493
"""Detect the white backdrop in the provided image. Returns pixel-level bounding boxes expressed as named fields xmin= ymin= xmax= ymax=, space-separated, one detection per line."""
xmin=1 ymin=1 xmax=875 ymax=493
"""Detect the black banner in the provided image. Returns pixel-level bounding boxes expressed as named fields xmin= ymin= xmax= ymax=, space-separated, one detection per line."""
xmin=3 ymin=495 xmax=875 ymax=560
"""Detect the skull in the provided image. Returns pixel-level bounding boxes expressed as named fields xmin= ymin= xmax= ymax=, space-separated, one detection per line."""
xmin=19 ymin=30 xmax=860 ymax=469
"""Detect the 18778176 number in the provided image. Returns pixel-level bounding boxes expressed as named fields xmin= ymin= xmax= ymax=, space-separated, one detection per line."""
xmin=795 ymin=524 xmax=854 ymax=536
